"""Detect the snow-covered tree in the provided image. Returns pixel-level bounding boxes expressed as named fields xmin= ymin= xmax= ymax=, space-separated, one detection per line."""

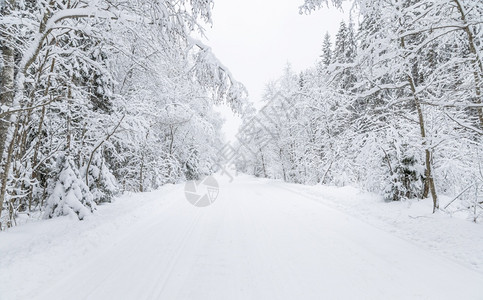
xmin=321 ymin=32 xmax=333 ymax=66
xmin=0 ymin=0 xmax=245 ymax=228
xmin=44 ymin=154 xmax=95 ymax=220
xmin=244 ymin=0 xmax=483 ymax=218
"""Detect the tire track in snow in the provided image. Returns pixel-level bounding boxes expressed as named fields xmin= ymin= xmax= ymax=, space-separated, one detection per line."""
xmin=149 ymin=209 xmax=203 ymax=299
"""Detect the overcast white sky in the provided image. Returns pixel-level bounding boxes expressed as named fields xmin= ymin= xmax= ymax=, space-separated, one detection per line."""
xmin=203 ymin=1 xmax=351 ymax=140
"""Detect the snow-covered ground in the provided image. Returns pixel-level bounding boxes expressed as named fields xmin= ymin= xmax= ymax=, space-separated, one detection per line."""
xmin=277 ymin=181 xmax=483 ymax=274
xmin=1 ymin=174 xmax=483 ymax=300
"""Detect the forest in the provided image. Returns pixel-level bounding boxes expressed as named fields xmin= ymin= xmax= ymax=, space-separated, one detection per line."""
xmin=1 ymin=0 xmax=482 ymax=229
xmin=236 ymin=0 xmax=483 ymax=220
xmin=0 ymin=0 xmax=245 ymax=228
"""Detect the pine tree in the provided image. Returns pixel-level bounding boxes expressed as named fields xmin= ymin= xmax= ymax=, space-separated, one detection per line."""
xmin=333 ymin=21 xmax=348 ymax=64
xmin=332 ymin=20 xmax=358 ymax=91
xmin=44 ymin=154 xmax=95 ymax=220
xmin=321 ymin=32 xmax=332 ymax=66
xmin=345 ymin=19 xmax=357 ymax=64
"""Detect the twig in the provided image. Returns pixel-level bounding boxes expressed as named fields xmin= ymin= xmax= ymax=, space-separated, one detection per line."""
xmin=444 ymin=183 xmax=475 ymax=209
xmin=85 ymin=114 xmax=125 ymax=186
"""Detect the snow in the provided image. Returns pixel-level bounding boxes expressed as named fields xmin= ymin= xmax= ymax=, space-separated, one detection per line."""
xmin=1 ymin=174 xmax=483 ymax=299
xmin=277 ymin=182 xmax=483 ymax=272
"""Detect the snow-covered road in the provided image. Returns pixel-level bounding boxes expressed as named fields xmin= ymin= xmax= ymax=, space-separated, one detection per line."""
xmin=2 ymin=175 xmax=483 ymax=299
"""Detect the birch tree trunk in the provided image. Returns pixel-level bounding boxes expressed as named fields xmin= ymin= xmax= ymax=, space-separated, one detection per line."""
xmin=0 ymin=1 xmax=15 ymax=162
xmin=0 ymin=0 xmax=16 ymax=222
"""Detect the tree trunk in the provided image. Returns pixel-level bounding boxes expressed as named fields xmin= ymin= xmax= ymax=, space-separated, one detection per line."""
xmin=279 ymin=148 xmax=287 ymax=181
xmin=409 ymin=76 xmax=439 ymax=212
xmin=260 ymin=149 xmax=267 ymax=178
xmin=29 ymin=57 xmax=55 ymax=210
xmin=0 ymin=119 xmax=20 ymax=223
xmin=139 ymin=156 xmax=144 ymax=192
xmin=0 ymin=1 xmax=16 ymax=223
xmin=0 ymin=24 xmax=15 ymax=162
xmin=400 ymin=34 xmax=439 ymax=212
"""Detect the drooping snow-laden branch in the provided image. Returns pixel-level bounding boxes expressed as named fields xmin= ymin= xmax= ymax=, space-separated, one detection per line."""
xmin=187 ymin=37 xmax=247 ymax=112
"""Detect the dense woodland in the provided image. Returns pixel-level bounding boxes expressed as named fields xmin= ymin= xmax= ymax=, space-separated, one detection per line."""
xmin=1 ymin=0 xmax=482 ymax=228
xmin=0 ymin=0 xmax=244 ymax=228
xmin=236 ymin=0 xmax=483 ymax=220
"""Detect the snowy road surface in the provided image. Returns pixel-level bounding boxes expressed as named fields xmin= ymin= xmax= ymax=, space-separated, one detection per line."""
xmin=2 ymin=175 xmax=483 ymax=299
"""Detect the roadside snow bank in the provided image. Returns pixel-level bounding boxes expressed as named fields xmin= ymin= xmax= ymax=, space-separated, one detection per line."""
xmin=0 ymin=183 xmax=181 ymax=300
xmin=275 ymin=181 xmax=483 ymax=274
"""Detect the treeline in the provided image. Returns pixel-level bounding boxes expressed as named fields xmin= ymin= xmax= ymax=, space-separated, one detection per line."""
xmin=237 ymin=0 xmax=483 ymax=220
xmin=0 ymin=1 xmax=244 ymax=228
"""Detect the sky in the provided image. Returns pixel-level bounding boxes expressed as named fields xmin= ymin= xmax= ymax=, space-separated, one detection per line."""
xmin=203 ymin=1 xmax=352 ymax=141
